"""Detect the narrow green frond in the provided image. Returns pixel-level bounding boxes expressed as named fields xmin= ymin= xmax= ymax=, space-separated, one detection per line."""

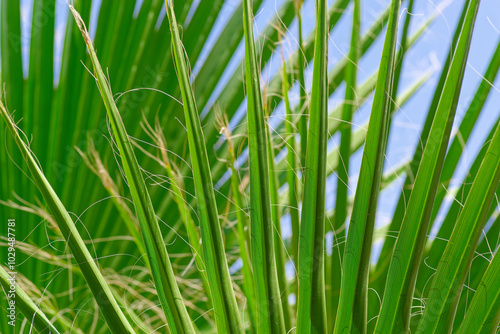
xmin=68 ymin=5 xmax=194 ymax=333
xmin=414 ymin=39 xmax=500 ymax=295
xmin=282 ymin=54 xmax=300 ymax=290
xmin=296 ymin=0 xmax=329 ymax=332
xmin=430 ymin=37 xmax=500 ymax=222
xmin=416 ymin=117 xmax=500 ymax=332
xmin=374 ymin=0 xmax=472 ymax=290
xmin=267 ymin=112 xmax=292 ymax=331
xmin=375 ymin=1 xmax=480 ymax=332
xmin=222 ymin=117 xmax=257 ymax=329
xmin=295 ymin=0 xmax=307 ymax=169
xmin=165 ymin=1 xmax=243 ymax=332
xmin=334 ymin=1 xmax=401 ymax=333
xmin=457 ymin=247 xmax=500 ymax=334
xmin=242 ymin=0 xmax=286 ymax=331
xmin=0 ymin=97 xmax=135 ymax=334
xmin=329 ymin=0 xmax=361 ymax=329
xmin=0 ymin=266 xmax=61 ymax=333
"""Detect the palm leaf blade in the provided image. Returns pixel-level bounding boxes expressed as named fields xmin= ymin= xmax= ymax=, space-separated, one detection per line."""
xmin=68 ymin=5 xmax=195 ymax=333
xmin=165 ymin=1 xmax=244 ymax=332
xmin=334 ymin=0 xmax=401 ymax=332
xmin=375 ymin=0 xmax=481 ymax=332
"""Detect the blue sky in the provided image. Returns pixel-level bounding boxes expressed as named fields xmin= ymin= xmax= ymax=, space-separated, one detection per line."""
xmin=18 ymin=0 xmax=500 ymax=262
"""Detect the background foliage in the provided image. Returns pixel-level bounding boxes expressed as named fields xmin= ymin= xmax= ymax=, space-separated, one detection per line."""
xmin=0 ymin=0 xmax=499 ymax=333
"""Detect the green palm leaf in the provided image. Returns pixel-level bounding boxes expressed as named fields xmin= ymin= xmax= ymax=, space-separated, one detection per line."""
xmin=165 ymin=1 xmax=243 ymax=332
xmin=296 ymin=0 xmax=329 ymax=332
xmin=416 ymin=107 xmax=500 ymax=333
xmin=0 ymin=266 xmax=61 ymax=333
xmin=1 ymin=0 xmax=499 ymax=333
xmin=0 ymin=96 xmax=135 ymax=334
xmin=334 ymin=0 xmax=401 ymax=332
xmin=375 ymin=0 xmax=481 ymax=332
xmin=242 ymin=0 xmax=286 ymax=332
xmin=68 ymin=5 xmax=195 ymax=333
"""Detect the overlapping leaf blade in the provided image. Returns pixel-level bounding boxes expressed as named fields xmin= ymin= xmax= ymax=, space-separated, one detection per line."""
xmin=0 ymin=266 xmax=61 ymax=333
xmin=0 ymin=97 xmax=135 ymax=334
xmin=329 ymin=0 xmax=360 ymax=328
xmin=296 ymin=0 xmax=328 ymax=332
xmin=165 ymin=1 xmax=243 ymax=332
xmin=334 ymin=0 xmax=401 ymax=332
xmin=375 ymin=0 xmax=481 ymax=332
xmin=242 ymin=0 xmax=286 ymax=332
xmin=457 ymin=233 xmax=500 ymax=334
xmin=68 ymin=5 xmax=195 ymax=333
xmin=416 ymin=111 xmax=500 ymax=332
